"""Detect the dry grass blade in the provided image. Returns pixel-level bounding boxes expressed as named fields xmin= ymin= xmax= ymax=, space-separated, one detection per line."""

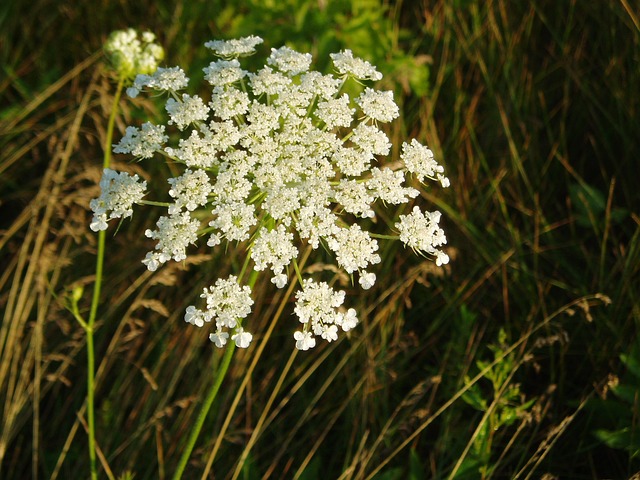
xmin=0 ymin=67 xmax=97 ymax=470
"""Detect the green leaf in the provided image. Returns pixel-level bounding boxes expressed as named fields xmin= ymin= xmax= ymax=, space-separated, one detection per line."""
xmin=409 ymin=448 xmax=426 ymax=480
xmin=594 ymin=428 xmax=640 ymax=457
xmin=461 ymin=381 xmax=487 ymax=411
xmin=610 ymin=384 xmax=640 ymax=405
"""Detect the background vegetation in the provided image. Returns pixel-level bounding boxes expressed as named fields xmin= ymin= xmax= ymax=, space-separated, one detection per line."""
xmin=1 ymin=0 xmax=638 ymax=478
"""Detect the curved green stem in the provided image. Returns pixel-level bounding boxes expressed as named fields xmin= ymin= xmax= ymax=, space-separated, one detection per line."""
xmin=86 ymin=76 xmax=125 ymax=480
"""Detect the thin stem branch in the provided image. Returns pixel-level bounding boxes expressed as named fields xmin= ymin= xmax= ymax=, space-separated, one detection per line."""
xmin=85 ymin=76 xmax=125 ymax=480
xmin=171 ymin=342 xmax=236 ymax=480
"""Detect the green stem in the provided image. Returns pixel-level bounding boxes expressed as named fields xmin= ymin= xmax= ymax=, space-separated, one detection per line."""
xmin=369 ymin=233 xmax=398 ymax=240
xmin=86 ymin=76 xmax=125 ymax=480
xmin=172 ymin=270 xmax=260 ymax=479
xmin=172 ymin=342 xmax=237 ymax=480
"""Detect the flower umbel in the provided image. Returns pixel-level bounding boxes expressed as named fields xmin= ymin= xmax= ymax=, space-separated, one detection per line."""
xmin=90 ymin=168 xmax=147 ymax=232
xmin=103 ymin=29 xmax=164 ymax=80
xmin=93 ymin=36 xmax=451 ymax=350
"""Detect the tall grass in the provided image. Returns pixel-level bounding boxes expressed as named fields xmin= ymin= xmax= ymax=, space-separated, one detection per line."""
xmin=1 ymin=0 xmax=638 ymax=478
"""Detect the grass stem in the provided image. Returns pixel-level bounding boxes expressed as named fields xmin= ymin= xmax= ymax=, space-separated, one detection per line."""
xmin=85 ymin=76 xmax=125 ymax=480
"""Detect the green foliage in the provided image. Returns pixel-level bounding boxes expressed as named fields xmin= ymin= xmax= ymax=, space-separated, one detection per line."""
xmin=590 ymin=343 xmax=640 ymax=460
xmin=459 ymin=329 xmax=536 ymax=477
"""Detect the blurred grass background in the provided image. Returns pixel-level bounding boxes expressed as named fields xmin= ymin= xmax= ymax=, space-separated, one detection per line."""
xmin=1 ymin=0 xmax=639 ymax=478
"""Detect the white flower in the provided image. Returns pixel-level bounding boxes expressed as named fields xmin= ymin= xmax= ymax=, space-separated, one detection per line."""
xmin=395 ymin=206 xmax=448 ymax=261
xmin=142 ymin=212 xmax=199 ymax=270
xmin=359 ymin=271 xmax=376 ymax=290
xmin=164 ymin=128 xmax=221 ymax=169
xmin=209 ymin=330 xmax=229 ymax=347
xmin=332 ymin=146 xmax=372 ymax=177
xmin=268 ymin=46 xmax=313 ymax=76
xmin=356 ymin=88 xmax=399 ymax=123
xmin=231 ymin=327 xmax=253 ymax=348
xmin=400 ymin=139 xmax=449 ymax=185
xmin=295 ymin=279 xmax=345 ymax=325
xmin=330 ymin=49 xmax=382 ymax=81
xmin=249 ymin=66 xmax=292 ymax=96
xmin=200 ymin=275 xmax=254 ymax=328
xmin=320 ymin=324 xmax=338 ymax=342
xmin=90 ymin=168 xmax=147 ymax=231
xmin=205 ymin=36 xmax=264 ymax=58
xmin=165 ymin=94 xmax=210 ymax=130
xmin=294 ymin=331 xmax=316 ymax=350
xmin=351 ymin=123 xmax=391 ymax=156
xmin=316 ymin=94 xmax=354 ymax=129
xmin=299 ymin=71 xmax=341 ymax=99
xmin=366 ymin=167 xmax=419 ymax=205
xmin=293 ymin=280 xmax=355 ymax=348
xmin=167 ymin=169 xmax=212 ymax=214
xmin=185 ymin=276 xmax=254 ymax=348
xmin=203 ymin=59 xmax=247 ymax=86
xmin=326 ymin=225 xmax=381 ymax=274
xmin=113 ymin=122 xmax=167 ymax=159
xmin=185 ymin=305 xmax=208 ymax=327
xmin=209 ymin=86 xmax=250 ymax=119
xmin=209 ymin=201 xmax=256 ymax=242
xmin=128 ymin=66 xmax=189 ymax=97
xmin=251 ymin=225 xmax=298 ymax=284
xmin=261 ymin=186 xmax=301 ymax=224
xmin=334 ymin=179 xmax=375 ymax=218
xmin=295 ymin=204 xmax=339 ymax=249
xmin=103 ymin=37 xmax=452 ymax=349
xmin=336 ymin=308 xmax=358 ymax=332
xmin=272 ymin=273 xmax=288 ymax=289
xmin=104 ymin=29 xmax=164 ymax=79
xmin=212 ymin=161 xmax=253 ymax=203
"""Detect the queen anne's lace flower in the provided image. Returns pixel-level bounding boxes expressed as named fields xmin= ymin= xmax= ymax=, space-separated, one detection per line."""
xmin=327 ymin=225 xmax=381 ymax=275
xmin=367 ymin=167 xmax=419 ymax=204
xmin=167 ymin=169 xmax=212 ymax=214
xmin=165 ymin=94 xmax=210 ymax=130
xmin=316 ymin=94 xmax=354 ymax=129
xmin=249 ymin=67 xmax=292 ymax=96
xmin=93 ymin=35 xmax=451 ymax=350
xmin=185 ymin=276 xmax=254 ymax=348
xmin=396 ymin=206 xmax=449 ymax=266
xmin=268 ymin=46 xmax=313 ymax=76
xmin=127 ymin=66 xmax=189 ymax=98
xmin=400 ymin=139 xmax=450 ymax=187
xmin=113 ymin=122 xmax=168 ymax=159
xmin=90 ymin=168 xmax=147 ymax=231
xmin=351 ymin=123 xmax=391 ymax=156
xmin=209 ymin=86 xmax=250 ymax=119
xmin=205 ymin=36 xmax=264 ymax=58
xmin=330 ymin=49 xmax=382 ymax=81
xmin=356 ymin=88 xmax=399 ymax=123
xmin=104 ymin=29 xmax=164 ymax=80
xmin=142 ymin=212 xmax=199 ymax=270
xmin=203 ymin=59 xmax=247 ymax=86
xmin=251 ymin=225 xmax=298 ymax=287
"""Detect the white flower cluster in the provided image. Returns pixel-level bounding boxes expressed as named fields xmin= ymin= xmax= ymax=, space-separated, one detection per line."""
xmin=90 ymin=168 xmax=147 ymax=232
xmin=103 ymin=29 xmax=164 ymax=79
xmin=184 ymin=276 xmax=254 ymax=348
xmin=93 ymin=35 xmax=450 ymax=350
